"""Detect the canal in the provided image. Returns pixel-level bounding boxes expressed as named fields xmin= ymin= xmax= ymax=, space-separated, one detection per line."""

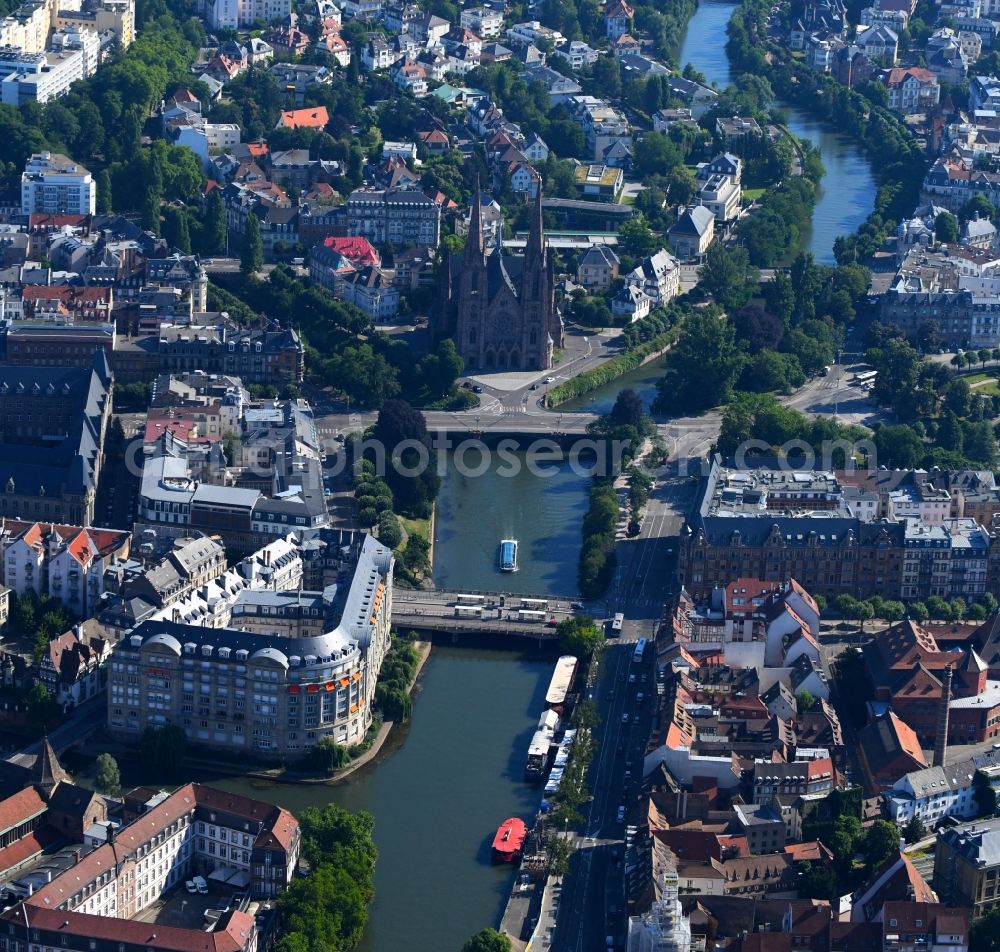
xmin=677 ymin=0 xmax=877 ymax=265
xmin=433 ymin=448 xmax=590 ymax=596
xmin=205 ymin=647 xmax=553 ymax=952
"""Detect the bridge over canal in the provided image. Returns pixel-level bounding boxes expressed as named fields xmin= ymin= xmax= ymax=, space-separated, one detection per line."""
xmin=391 ymin=589 xmax=584 ymax=641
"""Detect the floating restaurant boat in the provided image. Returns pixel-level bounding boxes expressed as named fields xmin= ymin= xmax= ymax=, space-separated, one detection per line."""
xmin=491 ymin=817 xmax=527 ymax=862
xmin=499 ymin=538 xmax=518 ymax=572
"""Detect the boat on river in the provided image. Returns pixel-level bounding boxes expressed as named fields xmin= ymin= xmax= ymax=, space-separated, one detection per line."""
xmin=492 ymin=817 xmax=527 ymax=862
xmin=499 ymin=538 xmax=518 ymax=572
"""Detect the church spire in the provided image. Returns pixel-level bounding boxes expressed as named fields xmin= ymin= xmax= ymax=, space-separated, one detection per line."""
xmin=464 ymin=177 xmax=484 ymax=266
xmin=524 ymin=186 xmax=545 ymax=263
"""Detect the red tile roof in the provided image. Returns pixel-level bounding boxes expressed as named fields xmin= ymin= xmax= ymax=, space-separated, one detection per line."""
xmin=20 ymin=907 xmax=256 ymax=952
xmin=278 ymin=107 xmax=329 ymax=129
xmin=0 ymin=787 xmax=47 ymax=835
xmin=320 ymin=235 xmax=381 ymax=268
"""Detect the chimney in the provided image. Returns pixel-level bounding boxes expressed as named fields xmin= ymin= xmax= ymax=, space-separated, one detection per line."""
xmin=933 ymin=664 xmax=953 ymax=768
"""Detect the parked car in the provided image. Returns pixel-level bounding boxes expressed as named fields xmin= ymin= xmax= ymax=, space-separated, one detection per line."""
xmin=193 ymin=876 xmax=209 ymax=895
xmin=185 ymin=881 xmax=198 ymax=894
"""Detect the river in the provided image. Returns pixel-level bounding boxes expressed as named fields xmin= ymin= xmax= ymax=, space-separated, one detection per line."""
xmin=677 ymin=0 xmax=877 ymax=265
xmin=433 ymin=448 xmax=589 ymax=596
xmin=204 ymin=647 xmax=552 ymax=952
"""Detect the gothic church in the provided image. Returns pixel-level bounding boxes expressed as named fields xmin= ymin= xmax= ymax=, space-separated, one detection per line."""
xmin=436 ymin=189 xmax=563 ymax=371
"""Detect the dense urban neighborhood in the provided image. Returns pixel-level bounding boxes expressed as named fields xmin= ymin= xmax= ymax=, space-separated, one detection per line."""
xmin=4 ymin=0 xmax=1000 ymax=947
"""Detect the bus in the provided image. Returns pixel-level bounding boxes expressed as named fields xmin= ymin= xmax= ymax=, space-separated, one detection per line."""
xmin=853 ymin=370 xmax=877 ymax=385
xmin=455 ymin=594 xmax=484 ymax=606
xmin=520 ymin=597 xmax=549 ymax=610
xmin=518 ymin=609 xmax=546 ymax=622
xmin=455 ymin=605 xmax=482 ymax=618
xmin=610 ymin=613 xmax=624 ymax=635
xmin=633 ymin=637 xmax=647 ymax=664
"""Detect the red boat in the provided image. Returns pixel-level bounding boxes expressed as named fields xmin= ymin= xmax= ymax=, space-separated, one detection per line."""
xmin=492 ymin=817 xmax=527 ymax=863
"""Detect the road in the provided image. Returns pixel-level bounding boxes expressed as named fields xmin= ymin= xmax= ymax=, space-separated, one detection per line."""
xmin=550 ymin=639 xmax=658 ymax=951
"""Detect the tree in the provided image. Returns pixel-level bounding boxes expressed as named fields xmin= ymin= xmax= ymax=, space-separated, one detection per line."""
xmin=139 ymin=724 xmax=187 ymax=776
xmin=278 ymin=804 xmax=376 ymax=952
xmin=699 ymin=243 xmax=759 ymax=313
xmin=205 ymin=189 xmax=227 ymax=255
xmin=834 ymin=593 xmax=860 ymax=619
xmin=935 ymin=210 xmax=959 ymax=243
xmin=903 ymin=815 xmax=926 ymax=844
xmin=462 ymin=929 xmax=513 ymax=952
xmin=798 ymin=860 xmax=837 ymax=900
xmin=610 ymin=389 xmax=645 ymax=429
xmin=372 ymin=399 xmax=440 ymax=517
xmin=654 ymin=308 xmax=745 ymax=414
xmin=306 ymin=737 xmax=350 ymax=774
xmin=857 ymin=601 xmax=875 ymax=630
xmin=864 ymin=819 xmax=900 ymax=869
xmin=24 ymin=683 xmax=58 ymax=733
xmin=94 ymin=753 xmax=121 ymax=795
xmin=970 ymin=908 xmax=1000 ymax=952
xmin=909 ymin=601 xmax=929 ymax=623
xmin=796 ymin=690 xmax=816 ymax=714
xmin=96 ymin=168 xmax=113 ymax=214
xmin=241 ymin=212 xmax=263 ymax=276
xmin=556 ymin=615 xmax=604 ymax=657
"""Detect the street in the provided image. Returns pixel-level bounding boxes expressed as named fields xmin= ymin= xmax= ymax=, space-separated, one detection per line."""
xmin=550 ymin=639 xmax=658 ymax=951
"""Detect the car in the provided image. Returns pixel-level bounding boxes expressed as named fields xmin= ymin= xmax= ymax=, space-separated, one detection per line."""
xmin=193 ymin=876 xmax=209 ymax=895
xmin=185 ymin=881 xmax=198 ymax=894
xmin=544 ymin=376 xmax=555 ymax=383
xmin=624 ymin=769 xmax=632 ymax=781
xmin=640 ymin=673 xmax=647 ymax=683
xmin=628 ymin=673 xmax=636 ymax=684
xmin=621 ymin=711 xmax=629 ymax=724
xmin=473 ymin=385 xmax=483 ymax=393
xmin=636 ymin=692 xmax=644 ymax=706
xmin=530 ymin=383 xmax=538 ymax=390
xmin=616 ymin=806 xmax=626 ymax=823
xmin=571 ymin=601 xmax=584 ymax=610
xmin=462 ymin=381 xmax=472 ymax=389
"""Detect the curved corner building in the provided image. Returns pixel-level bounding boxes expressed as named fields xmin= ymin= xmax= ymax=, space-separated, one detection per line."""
xmin=108 ymin=534 xmax=394 ymax=757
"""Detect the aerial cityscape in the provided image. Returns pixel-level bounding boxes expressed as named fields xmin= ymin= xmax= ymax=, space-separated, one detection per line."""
xmin=2 ymin=0 xmax=1000 ymax=949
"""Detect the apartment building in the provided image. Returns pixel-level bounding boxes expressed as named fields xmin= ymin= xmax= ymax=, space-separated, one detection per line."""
xmin=345 ymin=187 xmax=441 ymax=248
xmin=21 ymin=152 xmax=95 ymax=215
xmin=108 ymin=534 xmax=394 ymax=758
xmin=934 ymin=817 xmax=1000 ymax=913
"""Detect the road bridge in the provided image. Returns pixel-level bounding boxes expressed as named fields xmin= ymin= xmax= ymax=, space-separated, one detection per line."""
xmin=392 ymin=588 xmax=583 ymax=642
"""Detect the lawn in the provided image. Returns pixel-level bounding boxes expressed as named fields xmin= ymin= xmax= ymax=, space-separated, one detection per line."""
xmin=964 ymin=371 xmax=1000 ymax=394
xmin=399 ymin=515 xmax=430 ymax=549
xmin=743 ymin=188 xmax=766 ymax=202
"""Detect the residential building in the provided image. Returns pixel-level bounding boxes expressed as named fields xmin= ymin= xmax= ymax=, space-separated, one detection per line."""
xmin=108 ymin=534 xmax=394 ymax=758
xmin=934 ymin=816 xmax=1000 ymax=913
xmin=604 ymin=0 xmax=633 ymax=38
xmin=0 ymin=352 xmax=112 ymax=526
xmin=574 ymin=163 xmax=624 ymax=202
xmin=342 ymin=266 xmax=400 ymax=321
xmin=611 ymin=284 xmax=652 ymax=322
xmin=886 ymin=67 xmax=940 ymax=112
xmin=460 ymin=5 xmax=502 ymax=37
xmin=856 ymin=24 xmax=899 ymax=62
xmin=39 ymin=623 xmax=112 ymax=710
xmin=624 ymin=249 xmax=681 ymax=305
xmin=54 ymin=0 xmax=135 ymax=49
xmin=669 ymin=205 xmax=715 ymax=258
xmin=21 ymin=152 xmax=95 ymax=216
xmin=346 ymin=187 xmax=441 ymax=248
xmin=883 ymin=750 xmax=1000 ymax=825
xmin=576 ymin=244 xmax=620 ymax=289
xmin=696 ymin=152 xmax=743 ymax=223
xmin=0 ymin=519 xmax=130 ymax=617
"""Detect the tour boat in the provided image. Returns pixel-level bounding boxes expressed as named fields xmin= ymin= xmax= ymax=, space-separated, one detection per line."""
xmin=491 ymin=817 xmax=527 ymax=862
xmin=499 ymin=539 xmax=518 ymax=572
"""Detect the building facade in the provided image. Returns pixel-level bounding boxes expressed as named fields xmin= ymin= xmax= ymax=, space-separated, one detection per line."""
xmin=436 ymin=189 xmax=563 ymax=372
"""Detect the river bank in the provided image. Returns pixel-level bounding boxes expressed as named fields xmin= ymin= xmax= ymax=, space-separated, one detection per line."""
xmin=677 ymin=0 xmax=877 ymax=265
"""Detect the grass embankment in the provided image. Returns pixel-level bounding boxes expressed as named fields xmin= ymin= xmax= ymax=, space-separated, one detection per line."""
xmin=547 ymin=329 xmax=677 ymax=406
